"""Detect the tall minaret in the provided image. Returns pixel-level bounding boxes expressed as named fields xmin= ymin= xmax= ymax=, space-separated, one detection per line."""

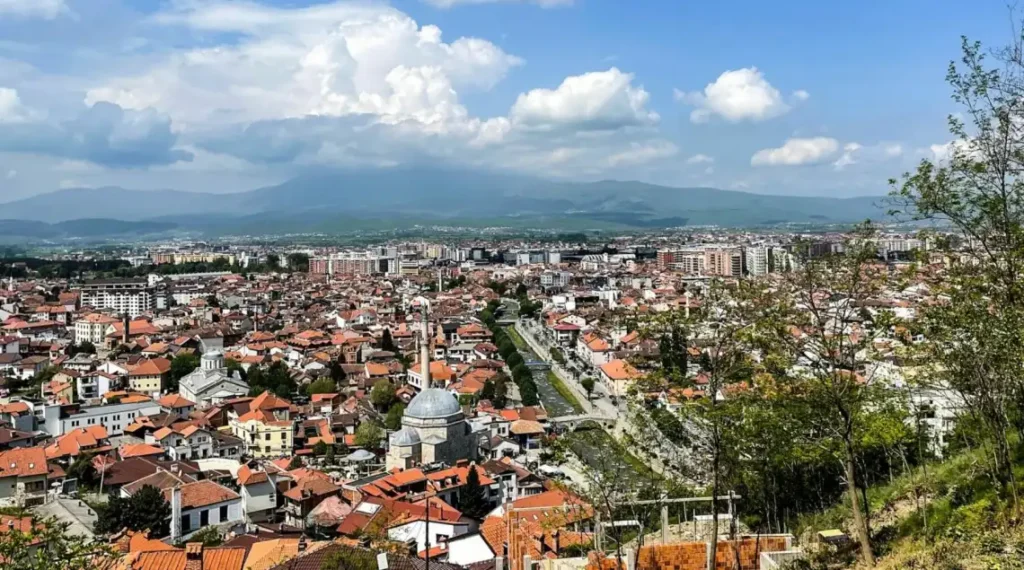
xmin=420 ymin=308 xmax=431 ymax=389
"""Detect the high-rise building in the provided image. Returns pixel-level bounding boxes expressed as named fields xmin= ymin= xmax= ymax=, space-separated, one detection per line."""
xmin=77 ymin=279 xmax=159 ymax=318
xmin=657 ymin=249 xmax=706 ymax=274
xmin=745 ymin=246 xmax=770 ymax=276
xmin=704 ymin=247 xmax=743 ymax=277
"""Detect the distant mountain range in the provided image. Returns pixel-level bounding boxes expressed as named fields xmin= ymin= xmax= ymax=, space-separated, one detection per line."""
xmin=0 ymin=167 xmax=890 ymax=238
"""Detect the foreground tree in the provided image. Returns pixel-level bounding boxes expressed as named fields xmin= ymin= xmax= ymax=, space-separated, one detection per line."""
xmin=891 ymin=32 xmax=1024 ymax=502
xmin=762 ymin=225 xmax=900 ymax=566
xmin=457 ymin=466 xmax=490 ymax=519
xmin=0 ymin=517 xmax=114 ymax=570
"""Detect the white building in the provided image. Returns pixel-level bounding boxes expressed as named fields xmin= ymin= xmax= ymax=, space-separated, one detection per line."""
xmin=76 ymin=279 xmax=158 ymax=318
xmin=168 ymin=481 xmax=243 ymax=539
xmin=179 ymin=351 xmax=249 ymax=407
xmin=745 ymin=246 xmax=770 ymax=277
xmin=44 ymin=400 xmax=160 ymax=437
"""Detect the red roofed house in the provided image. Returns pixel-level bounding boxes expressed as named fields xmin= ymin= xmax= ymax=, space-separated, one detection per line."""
xmin=128 ymin=358 xmax=171 ymax=397
xmin=0 ymin=446 xmax=49 ymax=507
xmin=164 ymin=479 xmax=243 ymax=538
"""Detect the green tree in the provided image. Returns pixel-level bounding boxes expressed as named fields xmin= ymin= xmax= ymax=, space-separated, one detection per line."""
xmin=186 ymin=526 xmax=222 ymax=547
xmin=286 ymin=253 xmax=310 ymax=273
xmin=288 ymin=456 xmax=303 ymax=470
xmin=505 ymin=352 xmax=524 ymax=370
xmin=385 ymin=403 xmax=406 ymax=430
xmin=305 ymin=377 xmax=337 ymax=396
xmin=355 ymin=421 xmax=385 ymax=449
xmin=168 ymin=353 xmax=200 ymax=392
xmin=225 ymin=358 xmax=247 ymax=381
xmin=380 ymin=328 xmax=397 ymax=352
xmin=580 ymin=377 xmax=595 ymax=401
xmin=370 ymin=379 xmax=396 ymax=410
xmin=759 ymin=226 xmax=899 ymax=567
xmin=330 ymin=361 xmax=347 ymax=384
xmin=94 ymin=485 xmax=171 ymax=537
xmin=0 ymin=516 xmax=115 ymax=570
xmin=890 ymin=32 xmax=1024 ymax=506
xmin=266 ymin=254 xmax=281 ymax=270
xmin=313 ymin=440 xmax=329 ymax=456
xmin=457 ymin=466 xmax=490 ymax=519
xmin=70 ymin=341 xmax=96 ymax=356
xmin=66 ymin=454 xmax=99 ymax=490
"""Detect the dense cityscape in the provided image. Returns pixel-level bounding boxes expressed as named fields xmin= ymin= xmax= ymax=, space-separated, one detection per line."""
xmin=4 ymin=2 xmax=1024 ymax=570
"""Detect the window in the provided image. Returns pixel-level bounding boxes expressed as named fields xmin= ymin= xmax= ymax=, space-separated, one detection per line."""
xmin=219 ymin=505 xmax=228 ymax=520
xmin=181 ymin=515 xmax=191 ymax=532
xmin=264 ymin=433 xmax=270 ymax=441
xmin=264 ymin=446 xmax=270 ymax=453
xmin=200 ymin=510 xmax=209 ymax=526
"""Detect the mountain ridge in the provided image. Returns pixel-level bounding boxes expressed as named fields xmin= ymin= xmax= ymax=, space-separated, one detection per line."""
xmin=0 ymin=167 xmax=889 ymax=228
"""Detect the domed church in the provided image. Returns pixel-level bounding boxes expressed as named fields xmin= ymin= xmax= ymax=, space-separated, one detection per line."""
xmin=386 ymin=315 xmax=480 ymax=470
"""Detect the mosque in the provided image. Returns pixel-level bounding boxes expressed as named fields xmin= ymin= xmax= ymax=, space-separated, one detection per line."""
xmin=386 ymin=311 xmax=480 ymax=470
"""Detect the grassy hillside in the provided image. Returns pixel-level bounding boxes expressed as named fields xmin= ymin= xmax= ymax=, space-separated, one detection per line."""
xmin=792 ymin=443 xmax=1024 ymax=569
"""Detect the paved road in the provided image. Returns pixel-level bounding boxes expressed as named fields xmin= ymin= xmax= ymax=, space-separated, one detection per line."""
xmin=516 ymin=320 xmax=687 ymax=479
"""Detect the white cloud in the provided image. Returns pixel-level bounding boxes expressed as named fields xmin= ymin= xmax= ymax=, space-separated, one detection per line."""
xmin=423 ymin=0 xmax=573 ymax=7
xmin=832 ymin=142 xmax=862 ymax=170
xmin=927 ymin=140 xmax=979 ymax=162
xmin=751 ymin=137 xmax=839 ymax=166
xmin=93 ymin=1 xmax=522 ymax=128
xmin=685 ymin=153 xmax=714 ymax=165
xmin=830 ymin=141 xmax=906 ymax=170
xmin=510 ymin=68 xmax=658 ymax=130
xmin=0 ymin=0 xmax=66 ymax=19
xmin=59 ymin=1 xmax=671 ymax=180
xmin=606 ymin=140 xmax=678 ymax=167
xmin=677 ymin=67 xmax=800 ymax=123
xmin=792 ymin=89 xmax=810 ymax=101
xmin=0 ymin=87 xmax=35 ymax=123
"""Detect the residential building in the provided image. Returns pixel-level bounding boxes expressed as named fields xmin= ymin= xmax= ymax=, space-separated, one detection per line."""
xmin=73 ymin=313 xmax=119 ymax=345
xmin=76 ymin=279 xmax=158 ymax=318
xmin=166 ymin=480 xmax=243 ymax=538
xmin=0 ymin=447 xmax=48 ymax=507
xmin=127 ymin=358 xmax=171 ymax=396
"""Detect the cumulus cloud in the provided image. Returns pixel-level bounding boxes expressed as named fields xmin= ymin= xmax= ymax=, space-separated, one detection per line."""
xmin=677 ymin=67 xmax=802 ymax=123
xmin=832 ymin=142 xmax=862 ymax=170
xmin=72 ymin=1 xmax=673 ymax=178
xmin=510 ymin=68 xmax=658 ymax=130
xmin=0 ymin=101 xmax=192 ymax=168
xmin=0 ymin=88 xmax=30 ymax=122
xmin=751 ymin=137 xmax=839 ymax=166
xmin=423 ymin=0 xmax=573 ymax=7
xmin=685 ymin=153 xmax=714 ymax=165
xmin=0 ymin=0 xmax=66 ymax=19
xmin=94 ymin=1 xmax=522 ymax=128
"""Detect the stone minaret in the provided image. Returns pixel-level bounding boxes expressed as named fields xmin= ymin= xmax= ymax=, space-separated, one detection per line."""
xmin=420 ymin=308 xmax=431 ymax=388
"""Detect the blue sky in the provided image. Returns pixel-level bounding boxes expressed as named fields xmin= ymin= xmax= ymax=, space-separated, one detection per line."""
xmin=0 ymin=0 xmax=1012 ymax=201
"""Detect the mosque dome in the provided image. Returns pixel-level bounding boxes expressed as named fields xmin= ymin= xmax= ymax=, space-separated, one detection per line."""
xmin=405 ymin=388 xmax=461 ymax=419
xmin=390 ymin=426 xmax=421 ymax=446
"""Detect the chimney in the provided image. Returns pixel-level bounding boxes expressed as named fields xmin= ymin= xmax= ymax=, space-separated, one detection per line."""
xmin=170 ymin=486 xmax=183 ymax=543
xmin=494 ymin=557 xmax=503 ymax=570
xmin=297 ymin=536 xmax=307 ymax=552
xmin=122 ymin=313 xmax=130 ymax=345
xmin=185 ymin=543 xmax=203 ymax=570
